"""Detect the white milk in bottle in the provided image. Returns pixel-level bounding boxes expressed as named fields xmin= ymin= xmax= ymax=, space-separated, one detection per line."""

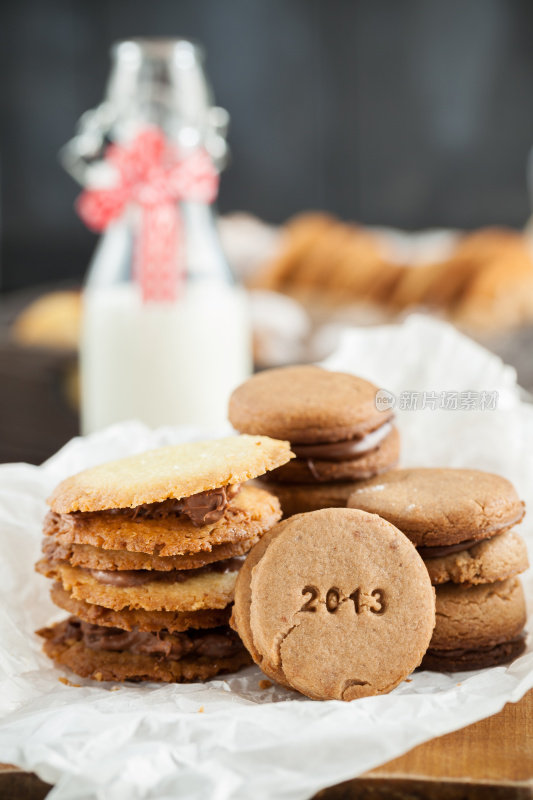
xmin=62 ymin=39 xmax=251 ymax=433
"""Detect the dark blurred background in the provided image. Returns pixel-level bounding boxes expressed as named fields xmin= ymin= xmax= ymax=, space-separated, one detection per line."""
xmin=2 ymin=0 xmax=533 ymax=292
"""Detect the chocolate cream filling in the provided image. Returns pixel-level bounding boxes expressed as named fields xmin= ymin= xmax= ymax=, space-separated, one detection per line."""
xmin=45 ymin=485 xmax=241 ymax=534
xmin=87 ymin=556 xmax=245 ymax=587
xmin=417 ymin=536 xmax=491 ymax=560
xmin=105 ymin=484 xmax=241 ymax=526
xmin=426 ymin=633 xmax=526 ymax=660
xmin=416 ymin=508 xmax=525 ymax=558
xmin=55 ymin=617 xmax=243 ymax=660
xmin=273 ymin=419 xmax=394 ymax=483
xmin=291 ymin=421 xmax=394 ymax=462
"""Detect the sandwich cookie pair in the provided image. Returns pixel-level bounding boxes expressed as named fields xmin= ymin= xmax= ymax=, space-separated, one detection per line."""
xmin=231 ymin=507 xmax=435 ymax=700
xmin=36 ymin=436 xmax=292 ymax=683
xmin=229 ymin=365 xmax=400 ymax=517
xmin=349 ymin=468 xmax=529 ymax=671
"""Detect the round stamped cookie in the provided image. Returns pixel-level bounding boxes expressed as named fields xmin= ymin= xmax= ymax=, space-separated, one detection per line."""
xmin=229 ymin=365 xmax=391 ymax=443
xmin=348 ymin=468 xmax=525 ymax=547
xmin=231 ymin=521 xmax=293 ymax=689
xmin=237 ymin=508 xmax=435 ymax=700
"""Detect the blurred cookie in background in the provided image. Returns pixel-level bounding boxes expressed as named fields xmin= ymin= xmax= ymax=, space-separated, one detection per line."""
xmin=248 ymin=213 xmax=533 ymax=333
xmin=11 ymin=290 xmax=81 ymax=350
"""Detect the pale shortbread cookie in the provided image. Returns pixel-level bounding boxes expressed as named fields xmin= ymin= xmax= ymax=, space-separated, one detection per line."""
xmin=51 ymin=584 xmax=231 ymax=632
xmin=45 ymin=486 xmax=280 ymax=557
xmin=38 ymin=560 xmax=239 ymax=612
xmin=431 ymin=577 xmax=526 ymax=651
xmin=425 ymin=530 xmax=529 ymax=585
xmin=48 ymin=435 xmax=293 ymax=513
xmin=234 ymin=508 xmax=435 ymax=701
xmin=44 ymin=530 xmax=262 ymax=572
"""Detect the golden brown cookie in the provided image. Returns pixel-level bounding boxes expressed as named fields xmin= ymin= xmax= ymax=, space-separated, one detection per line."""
xmin=229 ymin=366 xmax=398 ymax=499
xmin=251 ymin=213 xmax=336 ymax=292
xmin=421 ymin=578 xmax=527 ymax=672
xmin=421 ymin=635 xmax=526 ymax=672
xmin=38 ymin=439 xmax=289 ymax=685
xmin=253 ymin=479 xmax=362 ymax=518
xmin=430 ymin=577 xmax=527 ymax=652
xmin=289 ymin=222 xmax=356 ymax=290
xmin=48 ymin=435 xmax=293 ymax=513
xmin=37 ymin=560 xmax=240 ymax=612
xmin=233 ymin=508 xmax=435 ymax=700
xmin=424 ymin=530 xmax=529 ymax=585
xmin=229 ymin=366 xmax=391 ymax=443
xmin=44 ymin=486 xmax=280 ymax=557
xmin=454 ymin=252 xmax=533 ymax=330
xmin=348 ymin=468 xmax=524 ymax=547
xmin=11 ymin=290 xmax=81 ymax=350
xmin=38 ymin=617 xmax=252 ymax=683
xmin=51 ymin=584 xmax=232 ymax=632
xmin=326 ymin=226 xmax=388 ymax=298
xmin=43 ymin=528 xmax=262 ymax=571
xmin=270 ymin=426 xmax=399 ymax=484
xmin=388 ymin=260 xmax=448 ymax=310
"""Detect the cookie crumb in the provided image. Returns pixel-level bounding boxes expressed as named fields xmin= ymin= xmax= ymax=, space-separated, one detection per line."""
xmin=259 ymin=679 xmax=272 ymax=690
xmin=405 ymin=678 xmax=412 ymax=683
xmin=110 ymin=686 xmax=121 ymax=692
xmin=198 ymin=706 xmax=205 ymax=713
xmin=58 ymin=677 xmax=81 ymax=688
xmin=93 ymin=672 xmax=104 ymax=682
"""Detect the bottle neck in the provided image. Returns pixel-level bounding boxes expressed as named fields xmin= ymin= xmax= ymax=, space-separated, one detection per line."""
xmin=85 ymin=200 xmax=234 ymax=291
xmin=181 ymin=201 xmax=234 ymax=283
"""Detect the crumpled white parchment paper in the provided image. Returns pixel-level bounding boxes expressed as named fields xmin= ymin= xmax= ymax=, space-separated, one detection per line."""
xmin=0 ymin=314 xmax=531 ymax=800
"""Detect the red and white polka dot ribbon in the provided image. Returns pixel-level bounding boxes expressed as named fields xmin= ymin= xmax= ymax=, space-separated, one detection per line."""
xmin=76 ymin=127 xmax=219 ymax=302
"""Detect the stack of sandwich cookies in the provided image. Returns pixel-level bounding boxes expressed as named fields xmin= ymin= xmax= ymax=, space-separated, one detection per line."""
xmin=36 ymin=435 xmax=291 ymax=683
xmin=229 ymin=365 xmax=399 ymax=517
xmin=231 ymin=507 xmax=435 ymax=700
xmin=348 ymin=468 xmax=528 ymax=671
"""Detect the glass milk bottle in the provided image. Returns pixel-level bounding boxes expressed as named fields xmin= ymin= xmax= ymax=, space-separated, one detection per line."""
xmin=62 ymin=39 xmax=251 ymax=433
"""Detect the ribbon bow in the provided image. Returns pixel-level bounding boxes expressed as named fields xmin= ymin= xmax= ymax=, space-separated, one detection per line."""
xmin=77 ymin=127 xmax=219 ymax=302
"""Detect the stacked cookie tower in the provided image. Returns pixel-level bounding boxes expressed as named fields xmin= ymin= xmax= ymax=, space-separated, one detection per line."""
xmin=36 ymin=436 xmax=291 ymax=683
xmin=349 ymin=468 xmax=528 ymax=670
xmin=229 ymin=365 xmax=399 ymax=517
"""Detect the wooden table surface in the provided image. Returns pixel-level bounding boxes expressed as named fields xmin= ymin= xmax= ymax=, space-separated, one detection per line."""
xmin=319 ymin=688 xmax=533 ymax=799
xmin=1 ymin=689 xmax=531 ymax=799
